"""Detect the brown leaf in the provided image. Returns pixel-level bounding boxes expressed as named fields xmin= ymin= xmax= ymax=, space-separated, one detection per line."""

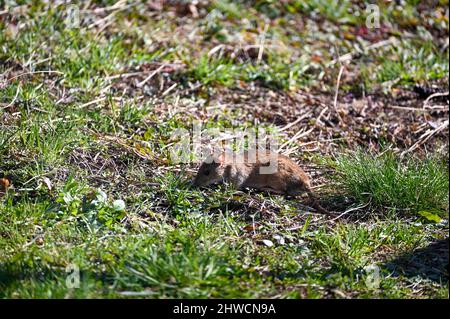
xmin=311 ymin=55 xmax=322 ymax=63
xmin=41 ymin=177 xmax=52 ymax=191
xmin=244 ymin=224 xmax=256 ymax=232
xmin=0 ymin=178 xmax=10 ymax=190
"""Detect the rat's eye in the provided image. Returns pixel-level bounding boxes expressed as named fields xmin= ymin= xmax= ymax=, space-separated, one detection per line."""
xmin=203 ymin=169 xmax=210 ymax=176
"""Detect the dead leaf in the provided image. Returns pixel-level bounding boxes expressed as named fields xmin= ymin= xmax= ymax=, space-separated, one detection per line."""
xmin=244 ymin=224 xmax=256 ymax=232
xmin=0 ymin=178 xmax=11 ymax=196
xmin=261 ymin=239 xmax=274 ymax=247
xmin=311 ymin=55 xmax=322 ymax=63
xmin=41 ymin=177 xmax=52 ymax=191
xmin=35 ymin=236 xmax=44 ymax=246
xmin=273 ymin=234 xmax=285 ymax=245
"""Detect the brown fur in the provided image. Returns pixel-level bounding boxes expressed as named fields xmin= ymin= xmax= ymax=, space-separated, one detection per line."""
xmin=193 ymin=150 xmax=330 ymax=214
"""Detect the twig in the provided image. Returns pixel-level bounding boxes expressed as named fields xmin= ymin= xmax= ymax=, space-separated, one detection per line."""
xmin=279 ymin=112 xmax=312 ymax=132
xmin=423 ymin=91 xmax=449 ymax=109
xmin=278 ymin=127 xmax=315 ymax=151
xmin=136 ymin=64 xmax=166 ymax=88
xmin=7 ymin=70 xmax=64 ymax=82
xmin=328 ymin=38 xmax=398 ymax=66
xmin=88 ymin=10 xmax=117 ymax=29
xmin=161 ymin=83 xmax=177 ymax=97
xmin=402 ymin=120 xmax=449 ymax=156
xmin=333 ymin=65 xmax=344 ymax=123
xmin=23 ymin=57 xmax=52 ymax=68
xmin=1 ymin=84 xmax=21 ymax=109
xmin=82 ymin=0 xmax=127 ymax=14
xmin=297 ymin=138 xmax=346 ymax=147
xmin=87 ymin=0 xmax=132 ymax=29
xmin=387 ymin=105 xmax=448 ymax=112
xmin=79 ymin=97 xmax=106 ymax=109
xmin=208 ymin=44 xmax=225 ymax=57
xmin=315 ymin=106 xmax=329 ymax=126
xmin=105 ymin=72 xmax=143 ymax=81
xmin=326 ymin=199 xmax=372 ymax=223
xmin=257 ymin=23 xmax=269 ymax=63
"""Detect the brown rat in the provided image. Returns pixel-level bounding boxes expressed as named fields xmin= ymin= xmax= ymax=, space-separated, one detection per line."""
xmin=193 ymin=150 xmax=330 ymax=214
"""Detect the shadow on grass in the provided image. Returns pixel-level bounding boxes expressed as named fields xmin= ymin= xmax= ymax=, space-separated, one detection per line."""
xmin=383 ymin=238 xmax=449 ymax=283
xmin=0 ymin=262 xmax=111 ymax=298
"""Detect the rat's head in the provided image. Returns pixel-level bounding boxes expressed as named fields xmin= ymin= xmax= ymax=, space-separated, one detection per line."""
xmin=193 ymin=153 xmax=226 ymax=187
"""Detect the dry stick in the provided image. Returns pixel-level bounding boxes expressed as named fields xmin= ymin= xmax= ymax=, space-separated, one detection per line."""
xmin=208 ymin=44 xmax=281 ymax=57
xmin=95 ymin=18 xmax=116 ymax=37
xmin=423 ymin=91 xmax=449 ymax=109
xmin=387 ymin=105 xmax=448 ymax=112
xmin=279 ymin=112 xmax=312 ymax=132
xmin=23 ymin=57 xmax=51 ymax=68
xmin=279 ymin=105 xmax=329 ymax=152
xmin=402 ymin=120 xmax=449 ymax=156
xmin=7 ymin=70 xmax=64 ymax=82
xmin=257 ymin=23 xmax=269 ymax=63
xmin=96 ymin=134 xmax=154 ymax=161
xmin=88 ymin=11 xmax=117 ymax=29
xmin=326 ymin=199 xmax=372 ymax=223
xmin=278 ymin=127 xmax=315 ymax=151
xmin=82 ymin=0 xmax=92 ymax=11
xmin=423 ymin=104 xmax=449 ymax=111
xmin=79 ymin=97 xmax=106 ymax=109
xmin=136 ymin=64 xmax=166 ymax=88
xmin=54 ymin=85 xmax=66 ymax=106
xmin=161 ymin=83 xmax=177 ymax=97
xmin=316 ymin=106 xmax=329 ymax=126
xmin=208 ymin=44 xmax=225 ymax=57
xmin=297 ymin=138 xmax=346 ymax=147
xmin=328 ymin=38 xmax=397 ymax=66
xmin=1 ymin=84 xmax=21 ymax=109
xmin=87 ymin=0 xmax=131 ymax=29
xmin=82 ymin=0 xmax=127 ymax=14
xmin=332 ymin=65 xmax=344 ymax=123
xmin=251 ymin=214 xmax=257 ymax=237
xmin=281 ymin=146 xmax=299 ymax=156
xmin=105 ymin=72 xmax=144 ymax=81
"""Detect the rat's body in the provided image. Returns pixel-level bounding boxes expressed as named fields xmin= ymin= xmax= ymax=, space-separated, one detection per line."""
xmin=194 ymin=150 xmax=330 ymax=214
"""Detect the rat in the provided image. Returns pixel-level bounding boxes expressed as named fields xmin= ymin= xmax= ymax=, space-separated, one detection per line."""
xmin=193 ymin=150 xmax=330 ymax=215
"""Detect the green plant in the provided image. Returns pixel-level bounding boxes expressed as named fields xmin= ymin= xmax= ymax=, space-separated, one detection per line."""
xmin=331 ymin=150 xmax=449 ymax=216
xmin=54 ymin=179 xmax=126 ymax=228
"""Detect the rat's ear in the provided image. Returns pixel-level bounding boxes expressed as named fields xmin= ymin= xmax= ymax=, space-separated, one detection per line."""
xmin=218 ymin=153 xmax=225 ymax=166
xmin=208 ymin=153 xmax=224 ymax=166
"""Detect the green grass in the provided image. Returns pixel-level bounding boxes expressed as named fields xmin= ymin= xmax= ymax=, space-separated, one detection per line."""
xmin=374 ymin=40 xmax=449 ymax=86
xmin=189 ymin=55 xmax=241 ymax=86
xmin=331 ymin=150 xmax=449 ymax=216
xmin=0 ymin=0 xmax=448 ymax=299
xmin=1 ymin=184 xmax=447 ymax=298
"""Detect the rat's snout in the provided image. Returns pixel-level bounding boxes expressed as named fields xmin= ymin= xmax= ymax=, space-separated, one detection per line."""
xmin=192 ymin=174 xmax=203 ymax=187
xmin=192 ymin=173 xmax=213 ymax=188
xmin=192 ymin=162 xmax=223 ymax=188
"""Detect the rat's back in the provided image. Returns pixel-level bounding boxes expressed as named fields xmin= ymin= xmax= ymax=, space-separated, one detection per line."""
xmin=227 ymin=150 xmax=311 ymax=195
